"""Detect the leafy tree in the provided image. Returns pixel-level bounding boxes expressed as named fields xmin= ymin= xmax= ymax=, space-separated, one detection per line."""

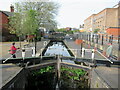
xmin=94 ymin=28 xmax=100 ymax=33
xmin=9 ymin=3 xmax=23 ymax=47
xmin=23 ymin=9 xmax=38 ymax=35
xmin=9 ymin=1 xmax=59 ymax=54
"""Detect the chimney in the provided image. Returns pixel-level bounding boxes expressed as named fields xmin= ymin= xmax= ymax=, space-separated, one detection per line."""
xmin=10 ymin=4 xmax=14 ymax=12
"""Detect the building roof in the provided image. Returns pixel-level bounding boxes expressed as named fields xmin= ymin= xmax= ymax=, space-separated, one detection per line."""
xmin=84 ymin=14 xmax=96 ymax=21
xmin=0 ymin=10 xmax=13 ymax=16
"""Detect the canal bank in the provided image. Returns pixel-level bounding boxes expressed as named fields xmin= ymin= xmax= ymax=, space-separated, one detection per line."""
xmin=1 ymin=40 xmax=120 ymax=89
xmin=64 ymin=40 xmax=106 ymax=60
xmin=64 ymin=39 xmax=119 ymax=89
xmin=1 ymin=40 xmax=50 ymax=59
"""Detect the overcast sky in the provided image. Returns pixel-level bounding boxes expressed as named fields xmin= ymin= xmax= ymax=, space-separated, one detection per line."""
xmin=0 ymin=0 xmax=119 ymax=28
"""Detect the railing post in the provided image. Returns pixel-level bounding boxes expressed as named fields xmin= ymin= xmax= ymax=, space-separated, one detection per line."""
xmin=111 ymin=35 xmax=113 ymax=44
xmin=89 ymin=33 xmax=91 ymax=41
xmin=22 ymin=48 xmax=25 ymax=60
xmin=98 ymin=34 xmax=100 ymax=39
xmin=96 ymin=34 xmax=98 ymax=44
xmin=109 ymin=35 xmax=111 ymax=43
xmin=87 ymin=34 xmax=88 ymax=41
xmin=106 ymin=35 xmax=108 ymax=41
xmin=92 ymin=34 xmax=94 ymax=42
xmin=101 ymin=35 xmax=104 ymax=45
xmin=80 ymin=43 xmax=83 ymax=55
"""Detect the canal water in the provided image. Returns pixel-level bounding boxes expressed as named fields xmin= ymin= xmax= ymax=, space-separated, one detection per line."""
xmin=43 ymin=41 xmax=75 ymax=64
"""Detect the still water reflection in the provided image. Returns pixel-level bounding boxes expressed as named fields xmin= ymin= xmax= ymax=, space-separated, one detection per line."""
xmin=44 ymin=42 xmax=71 ymax=57
xmin=44 ymin=41 xmax=74 ymax=64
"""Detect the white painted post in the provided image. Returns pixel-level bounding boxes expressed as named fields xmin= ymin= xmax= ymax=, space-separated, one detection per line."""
xmin=81 ymin=62 xmax=83 ymax=66
xmin=82 ymin=48 xmax=85 ymax=58
xmin=92 ymin=49 xmax=95 ymax=62
xmin=32 ymin=47 xmax=35 ymax=57
xmin=22 ymin=48 xmax=25 ymax=60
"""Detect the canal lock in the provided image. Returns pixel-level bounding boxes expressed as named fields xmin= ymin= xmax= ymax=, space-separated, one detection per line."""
xmin=25 ymin=41 xmax=91 ymax=89
xmin=1 ymin=40 xmax=91 ymax=90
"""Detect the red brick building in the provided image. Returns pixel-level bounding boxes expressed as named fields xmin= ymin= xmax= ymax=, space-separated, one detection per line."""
xmin=0 ymin=5 xmax=18 ymax=41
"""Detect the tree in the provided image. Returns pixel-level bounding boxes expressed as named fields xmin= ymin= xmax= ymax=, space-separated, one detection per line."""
xmin=9 ymin=1 xmax=59 ymax=54
xmin=9 ymin=3 xmax=23 ymax=47
xmin=23 ymin=9 xmax=38 ymax=35
xmin=94 ymin=28 xmax=100 ymax=33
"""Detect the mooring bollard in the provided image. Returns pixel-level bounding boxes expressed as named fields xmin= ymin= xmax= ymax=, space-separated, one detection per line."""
xmin=32 ymin=47 xmax=35 ymax=57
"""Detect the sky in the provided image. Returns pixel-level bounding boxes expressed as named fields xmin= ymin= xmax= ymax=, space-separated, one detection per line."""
xmin=0 ymin=0 xmax=119 ymax=28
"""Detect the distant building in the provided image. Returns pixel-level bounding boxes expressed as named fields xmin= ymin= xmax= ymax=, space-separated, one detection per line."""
xmin=84 ymin=2 xmax=120 ymax=36
xmin=79 ymin=24 xmax=85 ymax=32
xmin=0 ymin=5 xmax=18 ymax=41
xmin=84 ymin=14 xmax=96 ymax=32
xmin=65 ymin=27 xmax=72 ymax=31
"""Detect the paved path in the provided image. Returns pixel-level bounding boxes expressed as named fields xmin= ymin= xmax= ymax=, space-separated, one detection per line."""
xmin=1 ymin=40 xmax=48 ymax=59
xmin=93 ymin=66 xmax=119 ymax=88
xmin=1 ymin=42 xmax=28 ymax=58
xmin=65 ymin=39 xmax=106 ymax=60
xmin=65 ymin=39 xmax=119 ymax=89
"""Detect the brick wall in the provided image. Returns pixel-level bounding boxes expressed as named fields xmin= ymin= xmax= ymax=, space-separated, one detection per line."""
xmin=2 ymin=12 xmax=9 ymax=26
